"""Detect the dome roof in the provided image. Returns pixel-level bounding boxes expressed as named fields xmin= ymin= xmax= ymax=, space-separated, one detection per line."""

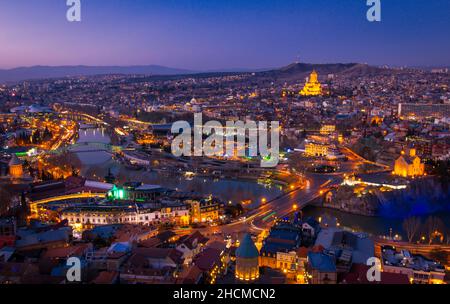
xmin=236 ymin=233 xmax=259 ymax=259
xmin=9 ymin=154 xmax=22 ymax=166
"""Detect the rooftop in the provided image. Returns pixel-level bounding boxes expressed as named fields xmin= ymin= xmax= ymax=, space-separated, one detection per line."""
xmin=236 ymin=233 xmax=259 ymax=259
xmin=381 ymin=246 xmax=445 ymax=273
xmin=339 ymin=263 xmax=410 ymax=284
xmin=308 ymin=252 xmax=336 ymax=272
xmin=314 ymin=228 xmax=374 ymax=265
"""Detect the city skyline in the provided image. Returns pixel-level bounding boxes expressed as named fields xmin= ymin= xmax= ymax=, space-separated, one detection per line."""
xmin=1 ymin=0 xmax=450 ymax=70
xmin=0 ymin=0 xmax=449 ymax=290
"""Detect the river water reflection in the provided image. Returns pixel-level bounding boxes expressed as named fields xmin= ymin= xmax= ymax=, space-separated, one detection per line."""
xmin=75 ymin=128 xmax=450 ymax=240
xmin=75 ymin=127 xmax=112 ymax=165
xmin=302 ymin=205 xmax=450 ymax=240
xmin=75 ymin=127 xmax=283 ymax=206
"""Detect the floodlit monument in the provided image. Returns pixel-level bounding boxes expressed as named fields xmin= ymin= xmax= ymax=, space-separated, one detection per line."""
xmin=394 ymin=148 xmax=425 ymax=177
xmin=300 ymin=70 xmax=322 ymax=96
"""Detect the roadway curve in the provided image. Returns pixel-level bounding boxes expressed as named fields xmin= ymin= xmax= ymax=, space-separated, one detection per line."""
xmin=30 ymin=192 xmax=106 ymax=213
xmin=196 ymin=173 xmax=343 ymax=240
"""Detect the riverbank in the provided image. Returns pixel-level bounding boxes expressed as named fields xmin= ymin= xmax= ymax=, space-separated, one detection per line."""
xmin=302 ymin=204 xmax=450 ymax=241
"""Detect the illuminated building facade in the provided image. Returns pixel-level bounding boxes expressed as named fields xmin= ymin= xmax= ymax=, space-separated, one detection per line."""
xmin=300 ymin=70 xmax=322 ymax=96
xmin=398 ymin=103 xmax=450 ymax=120
xmin=305 ymin=142 xmax=329 ymax=157
xmin=259 ymin=251 xmax=277 ymax=268
xmin=259 ymin=221 xmax=303 ymax=275
xmin=276 ymin=251 xmax=298 ymax=272
xmin=320 ymin=124 xmax=336 ymax=135
xmin=394 ymin=149 xmax=425 ymax=177
xmin=188 ymin=198 xmax=220 ymax=223
xmin=61 ymin=202 xmax=189 ymax=231
xmin=107 ymin=183 xmax=170 ymax=202
xmin=8 ymin=154 xmax=24 ymax=178
xmin=235 ymin=234 xmax=260 ymax=281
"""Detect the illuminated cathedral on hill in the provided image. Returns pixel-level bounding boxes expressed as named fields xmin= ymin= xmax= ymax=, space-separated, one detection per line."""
xmin=300 ymin=70 xmax=322 ymax=96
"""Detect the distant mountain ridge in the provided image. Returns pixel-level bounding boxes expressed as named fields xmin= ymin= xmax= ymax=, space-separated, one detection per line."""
xmin=0 ymin=62 xmax=397 ymax=84
xmin=256 ymin=62 xmax=393 ymax=82
xmin=0 ymin=65 xmax=196 ymax=83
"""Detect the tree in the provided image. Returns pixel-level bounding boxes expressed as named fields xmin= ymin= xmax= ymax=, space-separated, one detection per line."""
xmin=435 ymin=160 xmax=450 ymax=185
xmin=425 ymin=216 xmax=444 ymax=245
xmin=224 ymin=203 xmax=244 ymax=218
xmin=85 ymin=165 xmax=104 ymax=180
xmin=43 ymin=126 xmax=52 ymax=141
xmin=0 ymin=186 xmax=12 ymax=216
xmin=71 ymin=165 xmax=79 ymax=177
xmin=50 ymin=151 xmax=82 ymax=171
xmin=402 ymin=216 xmax=421 ymax=243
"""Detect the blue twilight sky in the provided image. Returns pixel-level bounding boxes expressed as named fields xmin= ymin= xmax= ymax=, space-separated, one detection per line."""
xmin=0 ymin=0 xmax=449 ymax=70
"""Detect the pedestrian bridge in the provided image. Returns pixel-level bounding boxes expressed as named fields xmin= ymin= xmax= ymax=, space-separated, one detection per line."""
xmin=58 ymin=112 xmax=109 ymax=126
xmin=48 ymin=142 xmax=121 ymax=155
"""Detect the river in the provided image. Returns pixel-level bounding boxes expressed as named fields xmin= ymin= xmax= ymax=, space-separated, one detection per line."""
xmin=75 ymin=127 xmax=283 ymax=206
xmin=74 ymin=127 xmax=450 ymax=240
xmin=74 ymin=127 xmax=112 ymax=165
xmin=302 ymin=205 xmax=450 ymax=241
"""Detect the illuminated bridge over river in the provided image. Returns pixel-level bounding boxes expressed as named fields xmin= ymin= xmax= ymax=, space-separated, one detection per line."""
xmin=47 ymin=142 xmax=120 ymax=155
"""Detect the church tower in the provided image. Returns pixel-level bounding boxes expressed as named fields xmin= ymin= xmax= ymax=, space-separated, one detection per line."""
xmin=300 ymin=70 xmax=322 ymax=96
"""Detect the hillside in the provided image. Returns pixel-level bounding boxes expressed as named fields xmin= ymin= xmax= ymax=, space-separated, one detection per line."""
xmin=0 ymin=62 xmax=398 ymax=84
xmin=0 ymin=65 xmax=196 ymax=83
xmin=255 ymin=62 xmax=392 ymax=82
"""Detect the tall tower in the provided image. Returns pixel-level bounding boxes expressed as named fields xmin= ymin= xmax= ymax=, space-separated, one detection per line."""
xmin=235 ymin=233 xmax=260 ymax=281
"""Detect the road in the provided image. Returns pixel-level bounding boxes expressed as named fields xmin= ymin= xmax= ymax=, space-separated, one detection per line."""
xmin=340 ymin=146 xmax=391 ymax=171
xmin=190 ymin=173 xmax=343 ymax=241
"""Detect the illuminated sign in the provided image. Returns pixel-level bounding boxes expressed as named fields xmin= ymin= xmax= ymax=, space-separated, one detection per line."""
xmin=108 ymin=186 xmax=125 ymax=200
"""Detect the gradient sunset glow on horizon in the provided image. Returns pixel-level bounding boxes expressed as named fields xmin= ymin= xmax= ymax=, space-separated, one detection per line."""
xmin=1 ymin=0 xmax=449 ymax=70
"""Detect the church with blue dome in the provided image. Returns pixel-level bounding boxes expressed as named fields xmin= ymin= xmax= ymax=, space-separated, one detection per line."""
xmin=235 ymin=233 xmax=259 ymax=281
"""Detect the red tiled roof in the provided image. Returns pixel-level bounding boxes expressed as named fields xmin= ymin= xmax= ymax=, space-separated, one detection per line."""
xmin=265 ymin=237 xmax=296 ymax=245
xmin=42 ymin=243 xmax=90 ymax=259
xmin=132 ymin=247 xmax=183 ymax=264
xmin=28 ymin=176 xmax=109 ymax=201
xmin=206 ymin=241 xmax=226 ymax=252
xmin=178 ymin=230 xmax=208 ymax=250
xmin=64 ymin=176 xmax=86 ymax=189
xmin=193 ymin=247 xmax=222 ymax=272
xmin=65 ymin=186 xmax=109 ymax=194
xmin=139 ymin=237 xmax=162 ymax=248
xmin=177 ymin=265 xmax=203 ymax=284
xmin=339 ymin=263 xmax=410 ymax=284
xmin=296 ymin=246 xmax=309 ymax=259
xmin=311 ymin=245 xmax=325 ymax=253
